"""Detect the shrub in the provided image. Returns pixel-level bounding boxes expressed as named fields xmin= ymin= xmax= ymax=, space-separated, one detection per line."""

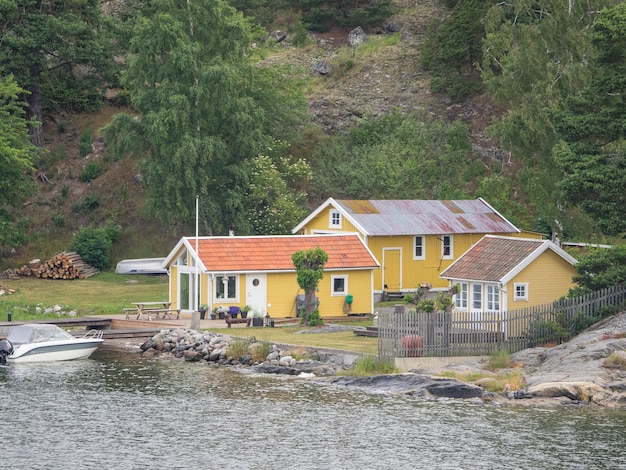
xmin=604 ymin=353 xmax=626 ymax=370
xmin=528 ymin=320 xmax=570 ymax=347
xmin=79 ymin=130 xmax=93 ymax=157
xmin=79 ymin=161 xmax=103 ymax=182
xmin=70 ymin=226 xmax=114 ymax=270
xmin=300 ymin=308 xmax=323 ymax=326
xmin=250 ymin=341 xmax=271 ymax=363
xmin=72 ymin=195 xmax=100 ymax=213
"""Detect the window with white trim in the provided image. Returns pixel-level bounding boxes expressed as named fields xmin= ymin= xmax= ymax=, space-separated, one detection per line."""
xmin=472 ymin=284 xmax=482 ymax=309
xmin=514 ymin=283 xmax=528 ymax=301
xmin=329 ymin=210 xmax=342 ymax=228
xmin=331 ymin=275 xmax=348 ymax=296
xmin=414 ymin=236 xmax=425 ymax=260
xmin=215 ymin=275 xmax=238 ymax=301
xmin=177 ymin=249 xmax=188 ymax=266
xmin=442 ymin=235 xmax=453 ymax=259
xmin=455 ymin=282 xmax=468 ymax=309
xmin=486 ymin=284 xmax=500 ymax=311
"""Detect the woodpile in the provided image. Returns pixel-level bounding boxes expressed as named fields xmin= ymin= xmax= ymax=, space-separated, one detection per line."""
xmin=15 ymin=252 xmax=99 ymax=280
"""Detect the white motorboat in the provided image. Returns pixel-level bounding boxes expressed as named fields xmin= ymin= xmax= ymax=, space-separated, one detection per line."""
xmin=0 ymin=324 xmax=103 ymax=364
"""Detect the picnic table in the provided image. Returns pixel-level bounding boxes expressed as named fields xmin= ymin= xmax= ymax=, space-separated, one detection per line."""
xmin=125 ymin=301 xmax=180 ymax=321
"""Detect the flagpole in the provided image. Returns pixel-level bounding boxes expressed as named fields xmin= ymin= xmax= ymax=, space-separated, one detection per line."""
xmin=195 ymin=194 xmax=199 ymax=310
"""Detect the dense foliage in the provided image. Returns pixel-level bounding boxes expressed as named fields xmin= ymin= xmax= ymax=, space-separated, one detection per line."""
xmin=570 ymin=245 xmax=626 ymax=295
xmin=0 ymin=0 xmax=118 ymax=146
xmin=0 ymin=76 xmax=36 ymax=250
xmin=103 ymin=0 xmax=306 ymax=234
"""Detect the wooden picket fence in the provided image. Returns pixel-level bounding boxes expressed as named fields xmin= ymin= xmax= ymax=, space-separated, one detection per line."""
xmin=378 ymin=284 xmax=626 ymax=361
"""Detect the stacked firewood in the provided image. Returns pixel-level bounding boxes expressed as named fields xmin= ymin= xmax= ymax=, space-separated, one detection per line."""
xmin=16 ymin=252 xmax=99 ymax=280
xmin=0 ymin=281 xmax=16 ymax=295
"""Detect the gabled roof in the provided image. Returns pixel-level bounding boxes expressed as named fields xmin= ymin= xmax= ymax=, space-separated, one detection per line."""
xmin=163 ymin=234 xmax=379 ymax=273
xmin=440 ymin=235 xmax=577 ymax=284
xmin=292 ymin=197 xmax=520 ymax=236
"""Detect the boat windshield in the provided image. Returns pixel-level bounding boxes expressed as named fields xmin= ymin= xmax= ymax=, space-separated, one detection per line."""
xmin=7 ymin=325 xmax=74 ymax=345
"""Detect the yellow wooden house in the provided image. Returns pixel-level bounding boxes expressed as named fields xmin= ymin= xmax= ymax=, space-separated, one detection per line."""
xmin=292 ymin=198 xmax=540 ymax=298
xmin=161 ymin=234 xmax=379 ymax=318
xmin=440 ymin=235 xmax=578 ymax=337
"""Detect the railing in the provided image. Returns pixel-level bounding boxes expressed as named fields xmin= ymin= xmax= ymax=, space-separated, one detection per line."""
xmin=379 ymin=284 xmax=626 ymax=361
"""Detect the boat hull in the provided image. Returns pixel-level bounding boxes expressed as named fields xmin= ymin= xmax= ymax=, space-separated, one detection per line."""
xmin=8 ymin=339 xmax=104 ymax=363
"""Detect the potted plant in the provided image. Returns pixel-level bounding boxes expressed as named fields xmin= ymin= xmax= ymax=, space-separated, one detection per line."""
xmin=214 ymin=305 xmax=230 ymax=320
xmin=241 ymin=305 xmax=251 ymax=319
xmin=252 ymin=310 xmax=264 ymax=327
xmin=198 ymin=304 xmax=208 ymax=320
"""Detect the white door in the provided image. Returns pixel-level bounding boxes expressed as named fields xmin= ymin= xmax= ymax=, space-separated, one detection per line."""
xmin=246 ymin=274 xmax=267 ymax=316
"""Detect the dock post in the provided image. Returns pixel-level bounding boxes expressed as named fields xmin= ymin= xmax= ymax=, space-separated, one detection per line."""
xmin=190 ymin=310 xmax=200 ymax=330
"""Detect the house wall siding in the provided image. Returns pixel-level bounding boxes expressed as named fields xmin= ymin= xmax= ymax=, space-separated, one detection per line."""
xmin=299 ymin=206 xmax=362 ymax=235
xmin=506 ymin=250 xmax=577 ymax=307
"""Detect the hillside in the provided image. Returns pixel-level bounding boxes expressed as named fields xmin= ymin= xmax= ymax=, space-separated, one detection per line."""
xmin=3 ymin=0 xmax=509 ymax=270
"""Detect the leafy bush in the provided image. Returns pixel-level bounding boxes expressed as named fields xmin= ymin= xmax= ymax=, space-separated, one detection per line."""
xmin=528 ymin=320 xmax=570 ymax=347
xmin=72 ymin=195 xmax=100 ymax=213
xmin=250 ymin=341 xmax=271 ymax=362
xmin=487 ymin=350 xmax=512 ymax=371
xmin=300 ymin=308 xmax=323 ymax=326
xmin=70 ymin=226 xmax=114 ymax=270
xmin=79 ymin=130 xmax=93 ymax=157
xmin=79 ymin=161 xmax=102 ymax=182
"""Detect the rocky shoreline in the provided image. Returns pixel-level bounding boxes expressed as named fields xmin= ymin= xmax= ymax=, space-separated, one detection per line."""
xmin=130 ymin=312 xmax=626 ymax=408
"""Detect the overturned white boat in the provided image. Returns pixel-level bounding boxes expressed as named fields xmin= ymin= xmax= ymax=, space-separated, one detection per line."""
xmin=0 ymin=324 xmax=103 ymax=364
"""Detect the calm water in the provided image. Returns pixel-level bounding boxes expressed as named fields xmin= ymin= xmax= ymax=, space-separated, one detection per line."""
xmin=1 ymin=343 xmax=625 ymax=470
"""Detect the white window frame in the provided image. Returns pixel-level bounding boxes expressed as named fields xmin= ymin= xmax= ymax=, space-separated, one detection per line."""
xmin=442 ymin=235 xmax=453 ymax=260
xmin=472 ymin=283 xmax=482 ymax=310
xmin=329 ymin=210 xmax=342 ymax=229
xmin=413 ymin=236 xmax=425 ymax=260
xmin=331 ymin=275 xmax=348 ymax=296
xmin=486 ymin=284 xmax=500 ymax=311
xmin=455 ymin=282 xmax=468 ymax=309
xmin=177 ymin=249 xmax=188 ymax=266
xmin=214 ymin=274 xmax=239 ymax=302
xmin=514 ymin=283 xmax=529 ymax=301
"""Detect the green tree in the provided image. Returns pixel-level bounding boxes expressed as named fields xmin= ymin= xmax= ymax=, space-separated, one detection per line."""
xmin=0 ymin=76 xmax=36 ymax=251
xmin=292 ymin=247 xmax=328 ymax=325
xmin=0 ymin=0 xmax=118 ymax=146
xmin=103 ymin=0 xmax=303 ymax=233
xmin=421 ymin=0 xmax=487 ymax=100
xmin=569 ymin=245 xmax=626 ymax=295
xmin=480 ymin=0 xmax=613 ymax=238
xmin=551 ymin=3 xmax=626 ymax=238
xmin=244 ymin=154 xmax=311 ymax=235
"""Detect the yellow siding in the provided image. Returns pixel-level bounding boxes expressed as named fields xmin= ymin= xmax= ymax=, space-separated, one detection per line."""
xmin=506 ymin=250 xmax=577 ymax=308
xmin=264 ymin=270 xmax=373 ymax=318
xmin=299 ymin=206 xmax=361 ymax=235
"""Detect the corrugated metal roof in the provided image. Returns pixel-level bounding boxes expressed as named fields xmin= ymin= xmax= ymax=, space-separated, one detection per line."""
xmin=440 ymin=236 xmax=546 ymax=282
xmin=334 ymin=199 xmax=518 ymax=235
xmin=186 ymin=234 xmax=379 ymax=272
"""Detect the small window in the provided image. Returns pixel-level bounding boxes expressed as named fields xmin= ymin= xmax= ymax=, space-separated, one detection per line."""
xmin=514 ymin=283 xmax=528 ymax=301
xmin=216 ymin=275 xmax=238 ymax=301
xmin=486 ymin=284 xmax=500 ymax=311
xmin=329 ymin=210 xmax=342 ymax=228
xmin=332 ymin=275 xmax=348 ymax=296
xmin=442 ymin=235 xmax=453 ymax=259
xmin=414 ymin=236 xmax=425 ymax=260
xmin=472 ymin=284 xmax=482 ymax=310
xmin=455 ymin=282 xmax=468 ymax=309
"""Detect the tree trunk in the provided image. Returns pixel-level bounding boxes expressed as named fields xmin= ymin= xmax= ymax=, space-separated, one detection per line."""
xmin=305 ymin=289 xmax=317 ymax=316
xmin=27 ymin=81 xmax=44 ymax=147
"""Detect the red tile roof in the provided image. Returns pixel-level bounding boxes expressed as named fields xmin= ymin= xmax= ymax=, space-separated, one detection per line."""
xmin=440 ymin=236 xmax=547 ymax=282
xmin=186 ymin=234 xmax=379 ymax=272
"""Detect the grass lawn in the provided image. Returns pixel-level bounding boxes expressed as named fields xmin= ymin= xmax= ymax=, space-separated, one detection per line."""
xmin=207 ymin=321 xmax=379 ymax=355
xmin=0 ymin=273 xmax=169 ymax=320
xmin=0 ymin=273 xmax=379 ymax=354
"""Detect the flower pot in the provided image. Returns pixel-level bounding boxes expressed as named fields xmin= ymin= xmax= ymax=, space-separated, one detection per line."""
xmin=241 ymin=312 xmax=248 ymax=319
xmin=218 ymin=312 xmax=225 ymax=320
xmin=210 ymin=314 xmax=216 ymax=320
xmin=199 ymin=310 xmax=206 ymax=320
xmin=252 ymin=317 xmax=263 ymax=327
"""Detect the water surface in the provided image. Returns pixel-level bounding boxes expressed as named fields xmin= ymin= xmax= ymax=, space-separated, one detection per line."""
xmin=1 ymin=343 xmax=625 ymax=469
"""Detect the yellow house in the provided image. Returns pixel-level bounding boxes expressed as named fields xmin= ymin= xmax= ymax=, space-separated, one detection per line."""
xmin=292 ymin=198 xmax=540 ymax=298
xmin=440 ymin=235 xmax=578 ymax=336
xmin=162 ymin=234 xmax=379 ymax=319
